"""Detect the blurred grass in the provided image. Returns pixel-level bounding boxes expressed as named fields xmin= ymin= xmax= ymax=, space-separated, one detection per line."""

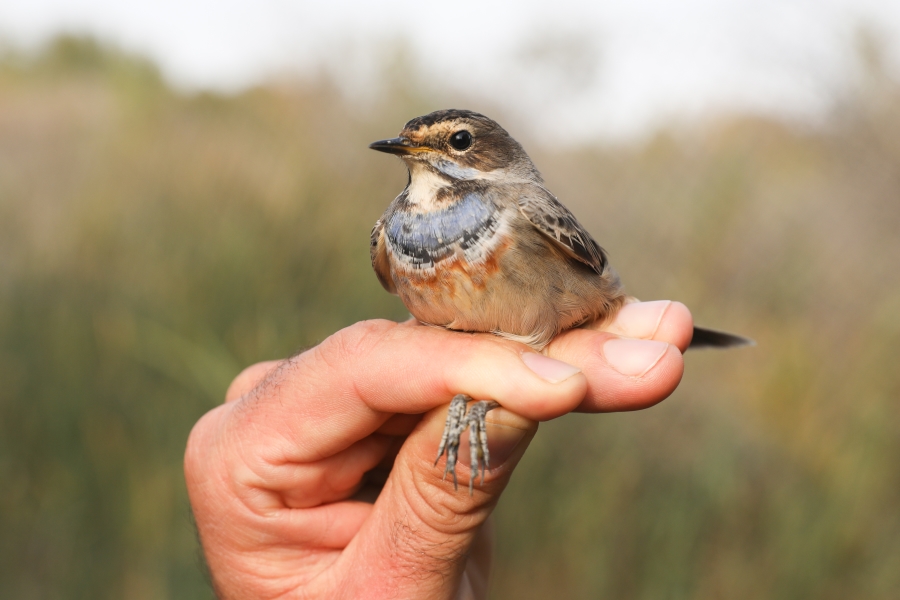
xmin=1 ymin=35 xmax=898 ymax=599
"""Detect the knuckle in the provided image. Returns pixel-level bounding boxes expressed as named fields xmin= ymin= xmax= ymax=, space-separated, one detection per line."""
xmin=400 ymin=465 xmax=491 ymax=537
xmin=314 ymin=319 xmax=397 ymax=369
xmin=224 ymin=362 xmax=268 ymax=402
xmin=183 ymin=407 xmax=224 ymax=481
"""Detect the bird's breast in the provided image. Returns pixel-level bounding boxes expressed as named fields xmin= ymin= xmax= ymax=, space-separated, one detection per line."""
xmin=385 ymin=191 xmax=502 ymax=268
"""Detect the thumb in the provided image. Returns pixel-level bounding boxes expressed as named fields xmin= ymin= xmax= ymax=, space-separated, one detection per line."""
xmin=340 ymin=405 xmax=537 ymax=599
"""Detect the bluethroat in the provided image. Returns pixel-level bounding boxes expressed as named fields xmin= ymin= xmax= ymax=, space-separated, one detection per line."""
xmin=370 ymin=109 xmax=751 ymax=493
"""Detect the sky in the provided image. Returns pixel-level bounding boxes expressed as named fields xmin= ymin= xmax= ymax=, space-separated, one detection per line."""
xmin=2 ymin=0 xmax=899 ymax=142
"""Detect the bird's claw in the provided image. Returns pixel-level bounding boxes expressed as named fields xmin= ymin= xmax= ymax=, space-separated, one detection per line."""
xmin=435 ymin=394 xmax=500 ymax=495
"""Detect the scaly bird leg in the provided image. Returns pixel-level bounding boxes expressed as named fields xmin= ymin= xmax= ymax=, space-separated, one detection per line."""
xmin=435 ymin=395 xmax=500 ymax=494
xmin=435 ymin=394 xmax=469 ymax=491
xmin=465 ymin=400 xmax=501 ymax=495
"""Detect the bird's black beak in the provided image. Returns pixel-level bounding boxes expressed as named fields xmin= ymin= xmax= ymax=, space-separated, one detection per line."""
xmin=368 ymin=136 xmax=430 ymax=155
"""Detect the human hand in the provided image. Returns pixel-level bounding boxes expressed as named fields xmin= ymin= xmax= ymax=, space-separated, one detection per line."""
xmin=184 ymin=300 xmax=692 ymax=599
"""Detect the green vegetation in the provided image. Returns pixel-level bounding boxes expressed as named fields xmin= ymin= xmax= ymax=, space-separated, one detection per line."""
xmin=1 ymin=36 xmax=898 ymax=599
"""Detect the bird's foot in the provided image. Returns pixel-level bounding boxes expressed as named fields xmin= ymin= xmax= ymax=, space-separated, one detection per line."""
xmin=435 ymin=394 xmax=500 ymax=495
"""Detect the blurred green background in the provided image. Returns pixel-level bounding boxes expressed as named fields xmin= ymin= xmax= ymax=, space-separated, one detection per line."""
xmin=1 ymin=35 xmax=899 ymax=599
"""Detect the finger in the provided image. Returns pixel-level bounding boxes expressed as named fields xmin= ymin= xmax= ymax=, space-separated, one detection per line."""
xmin=588 ymin=300 xmax=694 ymax=352
xmin=226 ymin=319 xmax=587 ymax=464
xmin=338 ymin=405 xmax=534 ymax=599
xmin=224 ymin=360 xmax=281 ymax=403
xmin=547 ymin=326 xmax=685 ymax=413
xmin=375 ymin=413 xmax=423 ymax=436
xmin=186 ymin=405 xmax=377 ymax=552
xmin=256 ymin=434 xmax=395 ymax=509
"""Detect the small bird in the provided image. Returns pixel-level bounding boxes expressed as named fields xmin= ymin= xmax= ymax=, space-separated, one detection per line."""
xmin=369 ymin=109 xmax=750 ymax=493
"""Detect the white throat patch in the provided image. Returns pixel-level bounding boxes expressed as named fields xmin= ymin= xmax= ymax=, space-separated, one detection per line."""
xmin=405 ymin=166 xmax=452 ymax=211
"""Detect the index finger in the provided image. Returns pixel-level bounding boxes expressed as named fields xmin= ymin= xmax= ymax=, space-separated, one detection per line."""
xmin=226 ymin=319 xmax=589 ymax=463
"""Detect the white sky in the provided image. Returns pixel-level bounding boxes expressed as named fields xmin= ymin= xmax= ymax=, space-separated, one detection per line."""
xmin=1 ymin=0 xmax=899 ymax=141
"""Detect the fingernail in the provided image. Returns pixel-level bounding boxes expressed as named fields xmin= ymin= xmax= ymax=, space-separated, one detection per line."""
xmin=521 ymin=352 xmax=581 ymax=383
xmin=603 ymin=338 xmax=668 ymax=377
xmin=607 ymin=300 xmax=671 ymax=339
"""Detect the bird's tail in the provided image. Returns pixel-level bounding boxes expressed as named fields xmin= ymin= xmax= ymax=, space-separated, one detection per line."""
xmin=690 ymin=326 xmax=755 ymax=349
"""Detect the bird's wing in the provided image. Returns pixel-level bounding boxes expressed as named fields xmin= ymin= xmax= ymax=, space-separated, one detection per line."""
xmin=517 ymin=186 xmax=608 ymax=275
xmin=370 ymin=217 xmax=397 ymax=294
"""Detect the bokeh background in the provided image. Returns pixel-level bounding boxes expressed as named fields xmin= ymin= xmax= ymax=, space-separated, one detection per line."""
xmin=2 ymin=2 xmax=900 ymax=598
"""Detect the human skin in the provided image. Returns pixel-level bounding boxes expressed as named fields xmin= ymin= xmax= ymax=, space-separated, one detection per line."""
xmin=184 ymin=300 xmax=693 ymax=599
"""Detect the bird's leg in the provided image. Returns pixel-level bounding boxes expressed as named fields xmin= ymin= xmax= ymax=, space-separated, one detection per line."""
xmin=435 ymin=394 xmax=470 ymax=491
xmin=435 ymin=395 xmax=500 ymax=494
xmin=465 ymin=400 xmax=501 ymax=495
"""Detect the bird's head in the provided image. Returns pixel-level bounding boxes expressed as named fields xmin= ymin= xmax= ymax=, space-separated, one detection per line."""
xmin=369 ymin=109 xmax=541 ymax=184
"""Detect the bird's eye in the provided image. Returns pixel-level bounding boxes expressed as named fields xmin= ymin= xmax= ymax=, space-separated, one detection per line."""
xmin=449 ymin=130 xmax=472 ymax=151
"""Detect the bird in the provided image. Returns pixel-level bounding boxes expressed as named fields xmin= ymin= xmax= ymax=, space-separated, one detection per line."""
xmin=369 ymin=109 xmax=751 ymax=493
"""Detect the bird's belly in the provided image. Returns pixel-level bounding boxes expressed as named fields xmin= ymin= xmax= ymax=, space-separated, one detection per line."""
xmin=389 ymin=238 xmax=510 ymax=328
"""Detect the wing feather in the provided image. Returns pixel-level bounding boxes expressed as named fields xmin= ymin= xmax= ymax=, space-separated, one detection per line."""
xmin=517 ymin=186 xmax=608 ymax=274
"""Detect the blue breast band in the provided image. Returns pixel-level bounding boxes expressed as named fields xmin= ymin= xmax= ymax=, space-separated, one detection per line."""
xmin=386 ymin=192 xmax=497 ymax=266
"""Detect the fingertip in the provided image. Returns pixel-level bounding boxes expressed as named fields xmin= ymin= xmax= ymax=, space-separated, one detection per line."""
xmin=598 ymin=300 xmax=693 ymax=352
xmin=602 ymin=338 xmax=668 ymax=377
xmin=547 ymin=328 xmax=685 ymax=412
xmin=513 ymin=351 xmax=588 ymax=420
xmin=622 ymin=342 xmax=685 ymax=409
xmin=591 ymin=335 xmax=684 ymax=411
xmin=520 ymin=351 xmax=582 ymax=383
xmin=656 ymin=301 xmax=694 ymax=352
xmin=600 ymin=299 xmax=671 ymax=339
